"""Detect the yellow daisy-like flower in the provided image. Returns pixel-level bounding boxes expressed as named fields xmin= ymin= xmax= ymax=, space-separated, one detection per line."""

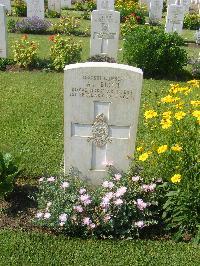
xmin=187 ymin=80 xmax=199 ymax=88
xmin=144 ymin=110 xmax=158 ymax=119
xmin=175 ymin=101 xmax=184 ymax=109
xmin=191 ymin=100 xmax=200 ymax=107
xmin=157 ymin=145 xmax=168 ymax=154
xmin=171 ymin=144 xmax=182 ymax=152
xmin=160 ymin=118 xmax=172 ymax=129
xmin=171 ymin=174 xmax=182 ymax=183
xmin=192 ymin=110 xmax=200 ymax=118
xmin=136 ymin=146 xmax=143 ymax=152
xmin=161 ymin=95 xmax=180 ymax=103
xmin=162 ymin=111 xmax=172 ymax=118
xmin=174 ymin=111 xmax=186 ymax=120
xmin=139 ymin=152 xmax=149 ymax=161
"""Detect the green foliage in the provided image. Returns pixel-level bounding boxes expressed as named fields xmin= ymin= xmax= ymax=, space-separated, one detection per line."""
xmin=0 ymin=152 xmax=20 ymax=198
xmin=189 ymin=56 xmax=200 ymax=79
xmin=12 ymin=35 xmax=39 ymax=68
xmin=52 ymin=16 xmax=81 ymax=35
xmin=49 ymin=34 xmax=82 ymax=71
xmin=74 ymin=1 xmax=85 ymax=11
xmin=0 ymin=58 xmax=13 ymax=71
xmin=123 ymin=26 xmax=188 ymax=78
xmin=47 ymin=10 xmax=60 ymax=18
xmin=13 ymin=0 xmax=27 ymax=17
xmin=121 ymin=15 xmax=137 ymax=37
xmin=7 ymin=18 xmax=16 ymax=33
xmin=36 ymin=170 xmax=159 ymax=238
xmin=85 ymin=0 xmax=96 ymax=11
xmin=184 ymin=13 xmax=200 ymax=30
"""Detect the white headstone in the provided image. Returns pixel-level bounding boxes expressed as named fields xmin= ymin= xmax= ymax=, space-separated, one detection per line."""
xmin=181 ymin=0 xmax=190 ymax=12
xmin=167 ymin=0 xmax=176 ymax=5
xmin=0 ymin=5 xmax=7 ymax=58
xmin=149 ymin=0 xmax=163 ymax=24
xmin=90 ymin=10 xmax=120 ymax=60
xmin=27 ymin=0 xmax=44 ymax=19
xmin=165 ymin=1 xmax=185 ymax=34
xmin=64 ymin=62 xmax=143 ymax=185
xmin=196 ymin=29 xmax=200 ymax=44
xmin=97 ymin=0 xmax=114 ymax=10
xmin=48 ymin=0 xmax=61 ymax=13
xmin=61 ymin=0 xmax=71 ymax=8
xmin=0 ymin=0 xmax=11 ymax=13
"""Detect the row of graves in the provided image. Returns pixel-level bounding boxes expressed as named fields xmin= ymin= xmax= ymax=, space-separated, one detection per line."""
xmin=0 ymin=0 xmax=199 ymax=183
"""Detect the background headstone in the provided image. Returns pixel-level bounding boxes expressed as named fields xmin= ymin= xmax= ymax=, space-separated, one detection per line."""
xmin=90 ymin=10 xmax=120 ymax=60
xmin=61 ymin=0 xmax=71 ymax=8
xmin=0 ymin=0 xmax=11 ymax=13
xmin=64 ymin=62 xmax=143 ymax=185
xmin=196 ymin=29 xmax=200 ymax=44
xmin=27 ymin=0 xmax=45 ymax=19
xmin=165 ymin=1 xmax=185 ymax=34
xmin=181 ymin=0 xmax=190 ymax=12
xmin=149 ymin=0 xmax=163 ymax=24
xmin=48 ymin=0 xmax=61 ymax=13
xmin=97 ymin=0 xmax=114 ymax=10
xmin=0 ymin=4 xmax=7 ymax=58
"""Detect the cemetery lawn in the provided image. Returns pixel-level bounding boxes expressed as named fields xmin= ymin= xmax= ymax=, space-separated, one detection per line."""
xmin=0 ymin=229 xmax=200 ymax=266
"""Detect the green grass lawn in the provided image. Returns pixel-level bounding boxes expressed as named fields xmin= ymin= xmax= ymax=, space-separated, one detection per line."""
xmin=0 ymin=229 xmax=200 ymax=265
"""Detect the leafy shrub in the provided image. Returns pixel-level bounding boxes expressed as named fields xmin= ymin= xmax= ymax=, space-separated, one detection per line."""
xmin=12 ymin=35 xmax=39 ymax=68
xmin=85 ymin=0 xmax=96 ymax=11
xmin=49 ymin=34 xmax=82 ymax=71
xmin=0 ymin=152 xmax=20 ymax=198
xmin=134 ymin=80 xmax=200 ymax=241
xmin=183 ymin=13 xmax=200 ymax=30
xmin=52 ymin=16 xmax=80 ymax=35
xmin=47 ymin=10 xmax=61 ymax=18
xmin=88 ymin=55 xmax=116 ymax=63
xmin=115 ymin=0 xmax=146 ymax=22
xmin=0 ymin=58 xmax=14 ymax=71
xmin=74 ymin=1 xmax=85 ymax=11
xmin=121 ymin=15 xmax=137 ymax=37
xmin=189 ymin=54 xmax=200 ymax=79
xmin=123 ymin=26 xmax=188 ymax=78
xmin=13 ymin=0 xmax=27 ymax=17
xmin=15 ymin=17 xmax=52 ymax=34
xmin=7 ymin=18 xmax=16 ymax=33
xmin=35 ymin=169 xmax=160 ymax=238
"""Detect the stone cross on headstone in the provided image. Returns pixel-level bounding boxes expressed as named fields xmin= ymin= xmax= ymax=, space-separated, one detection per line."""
xmin=165 ymin=0 xmax=185 ymax=34
xmin=0 ymin=4 xmax=7 ymax=58
xmin=90 ymin=10 xmax=120 ymax=60
xmin=0 ymin=0 xmax=11 ymax=14
xmin=64 ymin=62 xmax=143 ymax=185
xmin=27 ymin=0 xmax=45 ymax=19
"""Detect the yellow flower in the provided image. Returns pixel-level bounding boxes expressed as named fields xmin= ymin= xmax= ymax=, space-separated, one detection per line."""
xmin=136 ymin=146 xmax=143 ymax=152
xmin=161 ymin=95 xmax=180 ymax=103
xmin=162 ymin=111 xmax=172 ymax=118
xmin=175 ymin=101 xmax=184 ymax=109
xmin=191 ymin=100 xmax=200 ymax=107
xmin=171 ymin=174 xmax=182 ymax=183
xmin=187 ymin=80 xmax=199 ymax=88
xmin=160 ymin=118 xmax=172 ymax=129
xmin=192 ymin=110 xmax=200 ymax=118
xmin=174 ymin=111 xmax=186 ymax=120
xmin=157 ymin=145 xmax=168 ymax=154
xmin=169 ymin=84 xmax=180 ymax=94
xmin=139 ymin=152 xmax=149 ymax=161
xmin=171 ymin=144 xmax=182 ymax=152
xmin=144 ymin=110 xmax=158 ymax=119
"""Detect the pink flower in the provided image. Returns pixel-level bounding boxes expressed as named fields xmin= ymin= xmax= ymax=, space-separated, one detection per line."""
xmin=36 ymin=212 xmax=43 ymax=218
xmin=141 ymin=183 xmax=156 ymax=192
xmin=61 ymin=181 xmax=69 ymax=189
xmin=114 ymin=198 xmax=123 ymax=206
xmin=44 ymin=212 xmax=51 ymax=219
xmin=136 ymin=199 xmax=147 ymax=211
xmin=47 ymin=176 xmax=55 ymax=182
xmin=101 ymin=195 xmax=111 ymax=209
xmin=115 ymin=187 xmax=127 ymax=197
xmin=132 ymin=175 xmax=140 ymax=182
xmin=114 ymin=173 xmax=122 ymax=181
xmin=80 ymin=194 xmax=91 ymax=206
xmin=59 ymin=213 xmax=68 ymax=222
xmin=104 ymin=214 xmax=111 ymax=222
xmin=105 ymin=192 xmax=113 ymax=199
xmin=79 ymin=188 xmax=86 ymax=194
xmin=102 ymin=181 xmax=114 ymax=189
xmin=102 ymin=160 xmax=114 ymax=166
xmin=89 ymin=223 xmax=96 ymax=229
xmin=83 ymin=217 xmax=92 ymax=226
xmin=74 ymin=205 xmax=83 ymax=213
xmin=135 ymin=221 xmax=144 ymax=228
xmin=38 ymin=177 xmax=44 ymax=182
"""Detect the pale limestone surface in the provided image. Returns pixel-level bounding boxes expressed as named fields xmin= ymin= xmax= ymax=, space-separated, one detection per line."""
xmin=0 ymin=5 xmax=7 ymax=58
xmin=97 ymin=0 xmax=114 ymax=10
xmin=181 ymin=0 xmax=190 ymax=12
xmin=0 ymin=0 xmax=11 ymax=13
xmin=90 ymin=10 xmax=120 ymax=60
xmin=196 ymin=29 xmax=200 ymax=44
xmin=27 ymin=0 xmax=44 ymax=19
xmin=64 ymin=62 xmax=143 ymax=185
xmin=149 ymin=0 xmax=163 ymax=24
xmin=48 ymin=0 xmax=61 ymax=13
xmin=165 ymin=3 xmax=185 ymax=34
xmin=61 ymin=0 xmax=71 ymax=8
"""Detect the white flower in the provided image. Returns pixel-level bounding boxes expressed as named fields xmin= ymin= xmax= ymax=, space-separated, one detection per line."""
xmin=36 ymin=212 xmax=43 ymax=218
xmin=47 ymin=176 xmax=55 ymax=182
xmin=132 ymin=176 xmax=140 ymax=182
xmin=38 ymin=177 xmax=44 ymax=182
xmin=79 ymin=188 xmax=86 ymax=194
xmin=61 ymin=181 xmax=69 ymax=189
xmin=102 ymin=181 xmax=114 ymax=189
xmin=115 ymin=187 xmax=127 ymax=197
xmin=59 ymin=213 xmax=68 ymax=222
xmin=46 ymin=202 xmax=52 ymax=208
xmin=102 ymin=160 xmax=114 ymax=166
xmin=135 ymin=221 xmax=144 ymax=228
xmin=44 ymin=212 xmax=51 ymax=219
xmin=114 ymin=198 xmax=123 ymax=206
xmin=114 ymin=173 xmax=122 ymax=181
xmin=59 ymin=222 xmax=65 ymax=227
